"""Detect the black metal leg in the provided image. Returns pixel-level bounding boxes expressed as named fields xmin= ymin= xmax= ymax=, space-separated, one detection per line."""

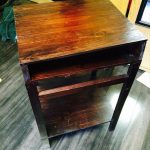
xmin=109 ymin=62 xmax=141 ymax=131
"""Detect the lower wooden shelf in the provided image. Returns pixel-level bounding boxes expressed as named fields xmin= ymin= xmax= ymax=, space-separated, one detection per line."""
xmin=40 ymin=86 xmax=116 ymax=138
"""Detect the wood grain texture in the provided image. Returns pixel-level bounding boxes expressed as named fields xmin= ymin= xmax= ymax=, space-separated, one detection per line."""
xmin=29 ymin=45 xmax=136 ymax=81
xmin=13 ymin=0 xmax=146 ymax=64
xmin=40 ymin=87 xmax=115 ymax=138
xmin=38 ymin=75 xmax=128 ymax=99
xmin=1 ymin=41 xmax=150 ymax=150
xmin=2 ymin=1 xmax=149 ymax=150
xmin=0 ymin=41 xmax=50 ymax=150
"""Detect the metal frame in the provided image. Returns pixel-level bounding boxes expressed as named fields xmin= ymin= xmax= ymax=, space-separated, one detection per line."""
xmin=136 ymin=0 xmax=150 ymax=27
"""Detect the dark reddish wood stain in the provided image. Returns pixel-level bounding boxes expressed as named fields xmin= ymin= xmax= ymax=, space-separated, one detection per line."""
xmin=14 ymin=0 xmax=146 ymax=64
xmin=29 ymin=44 xmax=137 ymax=82
xmin=40 ymin=87 xmax=114 ymax=138
xmin=14 ymin=0 xmax=147 ymax=143
xmin=39 ymin=75 xmax=128 ymax=99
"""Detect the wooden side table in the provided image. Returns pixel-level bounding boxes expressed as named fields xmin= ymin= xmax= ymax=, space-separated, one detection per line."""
xmin=14 ymin=0 xmax=147 ymax=147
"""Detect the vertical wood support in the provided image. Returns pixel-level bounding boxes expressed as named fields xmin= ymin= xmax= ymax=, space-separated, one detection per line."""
xmin=109 ymin=41 xmax=146 ymax=130
xmin=21 ymin=64 xmax=50 ymax=148
xmin=109 ymin=62 xmax=141 ymax=130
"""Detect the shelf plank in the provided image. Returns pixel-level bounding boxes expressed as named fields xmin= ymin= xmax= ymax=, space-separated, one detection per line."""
xmin=39 ymin=75 xmax=128 ymax=99
xmin=40 ymin=87 xmax=116 ymax=138
xmin=29 ymin=51 xmax=134 ymax=82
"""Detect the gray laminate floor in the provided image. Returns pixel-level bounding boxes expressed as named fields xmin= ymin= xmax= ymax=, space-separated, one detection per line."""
xmin=0 ymin=41 xmax=150 ymax=150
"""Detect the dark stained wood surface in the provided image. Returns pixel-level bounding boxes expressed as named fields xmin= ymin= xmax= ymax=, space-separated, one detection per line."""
xmin=1 ymin=41 xmax=150 ymax=149
xmin=29 ymin=45 xmax=136 ymax=82
xmin=13 ymin=0 xmax=147 ymax=145
xmin=14 ymin=0 xmax=146 ymax=64
xmin=38 ymin=75 xmax=128 ymax=99
xmin=2 ymin=0 xmax=150 ymax=149
xmin=40 ymin=87 xmax=115 ymax=138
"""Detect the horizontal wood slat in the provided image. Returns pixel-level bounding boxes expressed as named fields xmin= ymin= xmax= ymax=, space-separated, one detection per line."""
xmin=39 ymin=75 xmax=128 ymax=99
xmin=40 ymin=86 xmax=115 ymax=138
xmin=30 ymin=53 xmax=134 ymax=82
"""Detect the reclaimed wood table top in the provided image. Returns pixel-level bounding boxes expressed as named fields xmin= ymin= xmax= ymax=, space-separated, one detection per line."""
xmin=14 ymin=0 xmax=146 ymax=64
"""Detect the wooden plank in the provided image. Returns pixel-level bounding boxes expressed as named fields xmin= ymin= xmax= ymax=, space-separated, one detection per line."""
xmin=39 ymin=75 xmax=128 ymax=99
xmin=20 ymin=64 xmax=49 ymax=140
xmin=13 ymin=0 xmax=146 ymax=64
xmin=29 ymin=49 xmax=135 ymax=82
xmin=39 ymin=86 xmax=115 ymax=138
xmin=109 ymin=62 xmax=141 ymax=130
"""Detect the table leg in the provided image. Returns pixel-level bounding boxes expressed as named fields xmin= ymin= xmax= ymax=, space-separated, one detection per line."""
xmin=109 ymin=62 xmax=141 ymax=130
xmin=21 ymin=65 xmax=51 ymax=148
xmin=25 ymin=82 xmax=47 ymax=137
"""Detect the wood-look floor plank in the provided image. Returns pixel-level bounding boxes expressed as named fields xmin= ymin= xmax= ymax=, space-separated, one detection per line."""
xmin=0 ymin=40 xmax=150 ymax=150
